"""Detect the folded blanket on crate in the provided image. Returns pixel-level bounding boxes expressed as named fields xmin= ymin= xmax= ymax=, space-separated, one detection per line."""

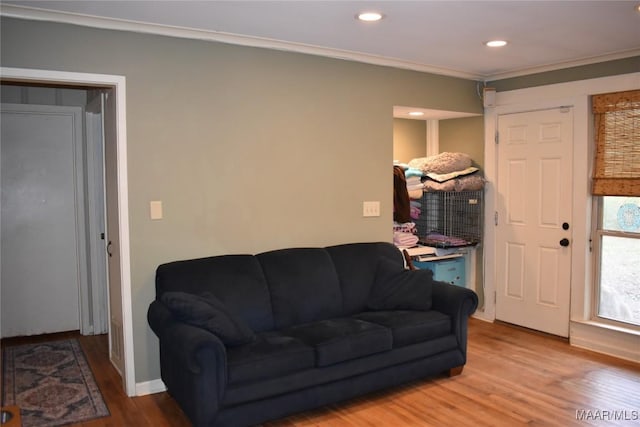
xmin=424 ymin=167 xmax=478 ymax=183
xmin=408 ymin=152 xmax=472 ymax=175
xmin=423 ymin=174 xmax=485 ymax=192
xmin=422 ymin=232 xmax=470 ymax=247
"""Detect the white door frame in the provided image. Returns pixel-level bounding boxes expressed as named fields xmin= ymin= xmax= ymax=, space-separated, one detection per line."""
xmin=0 ymin=67 xmax=135 ymax=396
xmin=481 ymin=72 xmax=640 ymax=327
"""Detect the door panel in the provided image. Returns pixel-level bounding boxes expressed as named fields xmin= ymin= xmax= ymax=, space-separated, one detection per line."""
xmin=102 ymin=90 xmax=125 ymax=378
xmin=1 ymin=104 xmax=83 ymax=337
xmin=85 ymin=92 xmax=108 ymax=335
xmin=496 ymin=108 xmax=573 ymax=337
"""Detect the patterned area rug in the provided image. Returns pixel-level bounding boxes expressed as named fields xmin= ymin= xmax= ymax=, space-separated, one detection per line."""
xmin=2 ymin=339 xmax=110 ymax=427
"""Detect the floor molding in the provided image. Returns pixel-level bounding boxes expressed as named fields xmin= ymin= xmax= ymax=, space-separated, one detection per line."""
xmin=135 ymin=378 xmax=166 ymax=396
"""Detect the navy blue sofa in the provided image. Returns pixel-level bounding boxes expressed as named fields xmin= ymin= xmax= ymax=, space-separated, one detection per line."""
xmin=147 ymin=242 xmax=478 ymax=427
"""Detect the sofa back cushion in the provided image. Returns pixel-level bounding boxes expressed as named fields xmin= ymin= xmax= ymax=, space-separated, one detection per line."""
xmin=326 ymin=242 xmax=405 ymax=315
xmin=156 ymin=255 xmax=275 ymax=332
xmin=257 ymin=248 xmax=343 ymax=329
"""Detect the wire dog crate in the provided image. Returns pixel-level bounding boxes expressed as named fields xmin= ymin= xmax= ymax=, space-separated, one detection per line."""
xmin=414 ymin=190 xmax=483 ymax=248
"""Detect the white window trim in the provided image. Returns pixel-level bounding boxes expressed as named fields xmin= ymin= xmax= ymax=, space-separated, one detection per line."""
xmin=482 ymin=72 xmax=640 ymax=362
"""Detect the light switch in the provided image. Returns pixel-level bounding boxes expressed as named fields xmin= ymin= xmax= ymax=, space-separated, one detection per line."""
xmin=363 ymin=201 xmax=380 ymax=217
xmin=150 ymin=200 xmax=163 ymax=220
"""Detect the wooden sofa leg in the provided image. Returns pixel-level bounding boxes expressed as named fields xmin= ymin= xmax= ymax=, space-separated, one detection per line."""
xmin=448 ymin=366 xmax=464 ymax=377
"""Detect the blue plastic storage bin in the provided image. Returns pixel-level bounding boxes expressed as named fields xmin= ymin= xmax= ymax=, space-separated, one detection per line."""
xmin=413 ymin=256 xmax=466 ymax=287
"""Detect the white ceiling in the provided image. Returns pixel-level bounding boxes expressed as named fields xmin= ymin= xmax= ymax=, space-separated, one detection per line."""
xmin=3 ymin=1 xmax=639 ymax=82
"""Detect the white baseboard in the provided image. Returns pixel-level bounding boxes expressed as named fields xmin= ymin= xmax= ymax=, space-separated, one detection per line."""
xmin=135 ymin=378 xmax=166 ymax=396
xmin=472 ymin=310 xmax=493 ymax=323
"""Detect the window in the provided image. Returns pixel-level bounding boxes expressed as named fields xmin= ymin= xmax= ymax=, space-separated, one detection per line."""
xmin=593 ymin=197 xmax=640 ymax=326
xmin=591 ymin=90 xmax=640 ymax=327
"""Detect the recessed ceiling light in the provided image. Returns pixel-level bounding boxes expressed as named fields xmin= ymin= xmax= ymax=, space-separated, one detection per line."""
xmin=486 ymin=40 xmax=508 ymax=48
xmin=357 ymin=12 xmax=384 ymax=22
xmin=409 ymin=111 xmax=425 ymax=117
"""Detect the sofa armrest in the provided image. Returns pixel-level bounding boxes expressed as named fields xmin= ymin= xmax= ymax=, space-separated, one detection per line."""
xmin=431 ymin=281 xmax=478 ymax=358
xmin=431 ymin=281 xmax=478 ymax=318
xmin=148 ymin=300 xmax=228 ymax=426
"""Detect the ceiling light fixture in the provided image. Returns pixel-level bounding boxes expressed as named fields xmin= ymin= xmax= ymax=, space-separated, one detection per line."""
xmin=486 ymin=40 xmax=508 ymax=48
xmin=409 ymin=111 xmax=425 ymax=117
xmin=357 ymin=12 xmax=384 ymax=22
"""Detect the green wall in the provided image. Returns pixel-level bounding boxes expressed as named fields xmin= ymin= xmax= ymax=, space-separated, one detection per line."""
xmin=487 ymin=56 xmax=640 ymax=92
xmin=439 ymin=116 xmax=484 ymax=168
xmin=393 ymin=118 xmax=426 ymax=163
xmin=1 ymin=17 xmax=482 ymax=384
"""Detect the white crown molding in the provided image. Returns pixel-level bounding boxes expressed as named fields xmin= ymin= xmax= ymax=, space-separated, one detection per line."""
xmin=0 ymin=4 xmax=482 ymax=81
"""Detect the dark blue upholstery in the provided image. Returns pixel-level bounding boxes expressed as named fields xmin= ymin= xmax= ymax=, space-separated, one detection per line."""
xmin=326 ymin=242 xmax=404 ymax=314
xmin=257 ymin=248 xmax=344 ymax=328
xmin=155 ymin=254 xmax=275 ymax=332
xmin=354 ymin=310 xmax=451 ymax=347
xmin=148 ymin=242 xmax=478 ymax=427
xmin=282 ymin=317 xmax=392 ymax=366
xmin=226 ymin=331 xmax=315 ymax=384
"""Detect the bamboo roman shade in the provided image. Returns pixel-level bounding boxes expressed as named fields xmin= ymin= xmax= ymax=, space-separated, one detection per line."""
xmin=592 ymin=89 xmax=640 ymax=196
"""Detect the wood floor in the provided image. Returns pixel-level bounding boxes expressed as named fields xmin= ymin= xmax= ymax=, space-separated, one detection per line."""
xmin=2 ymin=319 xmax=639 ymax=426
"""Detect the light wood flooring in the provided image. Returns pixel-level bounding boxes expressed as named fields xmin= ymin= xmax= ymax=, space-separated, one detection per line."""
xmin=2 ymin=319 xmax=639 ymax=426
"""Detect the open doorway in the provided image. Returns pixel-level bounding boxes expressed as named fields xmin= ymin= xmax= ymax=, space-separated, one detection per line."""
xmin=0 ymin=67 xmax=134 ymax=396
xmin=392 ymin=105 xmax=485 ymax=307
xmin=1 ymin=84 xmax=108 ymax=338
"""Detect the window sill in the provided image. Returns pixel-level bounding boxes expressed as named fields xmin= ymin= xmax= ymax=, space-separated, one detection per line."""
xmin=572 ymin=318 xmax=640 ymax=337
xmin=570 ymin=319 xmax=640 ymax=363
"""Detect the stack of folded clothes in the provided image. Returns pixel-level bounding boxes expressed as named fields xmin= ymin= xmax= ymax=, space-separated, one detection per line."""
xmin=404 ymin=167 xmax=424 ymax=199
xmin=393 ymin=221 xmax=419 ymax=247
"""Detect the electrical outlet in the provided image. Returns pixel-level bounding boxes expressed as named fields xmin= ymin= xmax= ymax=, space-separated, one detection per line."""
xmin=362 ymin=201 xmax=380 ymax=217
xmin=150 ymin=200 xmax=163 ymax=220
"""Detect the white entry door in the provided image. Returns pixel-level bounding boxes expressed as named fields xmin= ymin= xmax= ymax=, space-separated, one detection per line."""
xmin=495 ymin=107 xmax=573 ymax=337
xmin=1 ymin=103 xmax=85 ymax=337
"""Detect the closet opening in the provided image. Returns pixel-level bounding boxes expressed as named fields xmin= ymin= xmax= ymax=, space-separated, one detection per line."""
xmin=392 ymin=106 xmax=485 ymax=308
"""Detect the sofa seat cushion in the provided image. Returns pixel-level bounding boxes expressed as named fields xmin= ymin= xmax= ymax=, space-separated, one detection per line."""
xmin=354 ymin=310 xmax=451 ymax=348
xmin=227 ymin=331 xmax=315 ymax=385
xmin=282 ymin=318 xmax=392 ymax=367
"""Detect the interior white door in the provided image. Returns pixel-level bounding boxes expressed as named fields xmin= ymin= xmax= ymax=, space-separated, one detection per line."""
xmin=495 ymin=107 xmax=573 ymax=337
xmin=85 ymin=92 xmax=108 ymax=335
xmin=1 ymin=103 xmax=84 ymax=337
xmin=102 ymin=89 xmax=126 ymax=378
